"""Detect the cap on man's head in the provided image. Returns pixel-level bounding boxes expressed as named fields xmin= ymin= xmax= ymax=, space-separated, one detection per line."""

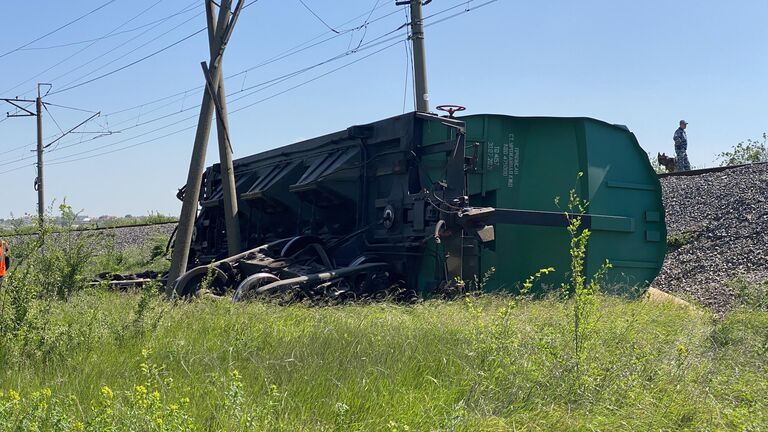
xmin=680 ymin=120 xmax=688 ymax=125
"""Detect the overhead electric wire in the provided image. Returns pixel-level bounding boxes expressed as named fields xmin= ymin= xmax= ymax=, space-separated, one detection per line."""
xmin=0 ymin=0 xmax=119 ymax=60
xmin=45 ymin=2 xmax=200 ymax=88
xmin=42 ymin=104 xmax=66 ymax=136
xmin=18 ymin=4 xmax=203 ymax=51
xmin=49 ymin=28 xmax=205 ymax=96
xmin=43 ymin=0 xmax=393 ymax=123
xmin=296 ymin=0 xmax=340 ymax=34
xmin=39 ymin=30 xmax=411 ymax=162
xmin=3 ymin=0 xmax=495 ymax=169
xmin=2 ymin=0 xmax=495 ymax=171
xmin=46 ymin=40 xmax=405 ymax=168
xmin=2 ymin=0 xmax=179 ymax=96
xmin=43 ymin=32 xmax=429 ymax=163
xmin=38 ymin=0 xmax=263 ymax=97
xmin=50 ymin=17 xmax=205 ymax=94
xmin=0 ymin=0 xmax=192 ymax=124
xmin=2 ymin=0 xmax=263 ymax=154
xmin=2 ymin=0 xmax=397 ymax=151
xmin=43 ymin=102 xmax=99 ymax=114
xmin=41 ymin=33 xmax=411 ymax=164
xmin=1 ymin=1 xmax=260 ymax=128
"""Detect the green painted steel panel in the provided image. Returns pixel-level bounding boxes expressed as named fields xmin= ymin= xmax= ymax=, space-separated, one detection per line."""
xmin=456 ymin=114 xmax=666 ymax=293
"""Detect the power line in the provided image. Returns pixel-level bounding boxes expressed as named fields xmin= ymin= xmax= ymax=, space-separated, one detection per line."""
xmin=0 ymin=0 xmax=119 ymax=60
xmin=42 ymin=104 xmax=66 ymax=136
xmin=39 ymin=0 xmax=394 ymax=123
xmin=44 ymin=2 xmax=200 ymax=88
xmin=0 ymin=1 xmax=255 ymax=127
xmin=17 ymin=0 xmax=262 ymax=98
xmin=41 ymin=34 xmax=409 ymax=164
xmin=49 ymin=28 xmax=206 ymax=96
xmin=18 ymin=4 xmax=202 ymax=51
xmin=3 ymin=0 xmax=492 ymax=169
xmin=43 ymin=102 xmax=99 ymax=114
xmin=47 ymin=22 xmax=411 ymax=154
xmin=41 ymin=36 xmax=408 ymax=162
xmin=1 ymin=2 xmax=264 ymax=153
xmin=51 ymin=15 xmax=205 ymax=94
xmin=2 ymin=0 xmax=397 ymax=151
xmin=6 ymin=0 xmax=494 ymax=167
xmin=296 ymin=0 xmax=340 ymax=34
xmin=47 ymin=40 xmax=405 ymax=168
xmin=2 ymin=0 xmax=180 ymax=96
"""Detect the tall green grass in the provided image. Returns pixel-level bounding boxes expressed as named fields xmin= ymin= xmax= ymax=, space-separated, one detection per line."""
xmin=0 ymin=291 xmax=766 ymax=431
xmin=1 ymin=202 xmax=766 ymax=430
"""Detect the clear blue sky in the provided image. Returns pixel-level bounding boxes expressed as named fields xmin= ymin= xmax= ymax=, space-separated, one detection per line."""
xmin=0 ymin=0 xmax=766 ymax=218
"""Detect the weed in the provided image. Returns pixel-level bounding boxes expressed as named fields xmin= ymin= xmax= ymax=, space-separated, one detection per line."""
xmin=729 ymin=276 xmax=768 ymax=311
xmin=667 ymin=230 xmax=696 ymax=250
xmin=557 ymin=174 xmax=613 ymax=369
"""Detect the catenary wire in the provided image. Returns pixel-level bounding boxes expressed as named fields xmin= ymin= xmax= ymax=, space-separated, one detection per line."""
xmin=46 ymin=0 xmax=262 ymax=96
xmin=296 ymin=0 xmax=340 ymax=34
xmin=2 ymin=0 xmax=496 ymax=173
xmin=38 ymin=0 xmax=394 ymax=122
xmin=1 ymin=0 xmax=263 ymax=123
xmin=48 ymin=28 xmax=206 ymax=96
xmin=0 ymin=0 xmax=195 ymax=126
xmin=3 ymin=0 xmax=400 ymax=153
xmin=2 ymin=0 xmax=181 ymax=96
xmin=46 ymin=40 xmax=404 ymax=167
xmin=51 ymin=13 xmax=205 ymax=93
xmin=37 ymin=31 xmax=411 ymax=162
xmin=18 ymin=4 xmax=204 ymax=51
xmin=2 ymin=0 xmax=489 ymax=165
xmin=2 ymin=0 xmax=490 ymax=168
xmin=0 ymin=0 xmax=119 ymax=60
xmin=0 ymin=0 xmax=466 ymax=148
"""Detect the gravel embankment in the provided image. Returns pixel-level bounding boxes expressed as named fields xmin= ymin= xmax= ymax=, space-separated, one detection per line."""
xmin=6 ymin=223 xmax=177 ymax=253
xmin=655 ymin=163 xmax=768 ymax=313
xmin=101 ymin=223 xmax=177 ymax=251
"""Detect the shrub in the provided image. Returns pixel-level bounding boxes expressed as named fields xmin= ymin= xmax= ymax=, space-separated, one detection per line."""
xmin=717 ymin=133 xmax=768 ymax=166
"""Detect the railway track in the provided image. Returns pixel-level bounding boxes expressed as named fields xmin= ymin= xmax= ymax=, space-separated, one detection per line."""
xmin=0 ymin=220 xmax=177 ymax=238
xmin=657 ymin=161 xmax=768 ymax=178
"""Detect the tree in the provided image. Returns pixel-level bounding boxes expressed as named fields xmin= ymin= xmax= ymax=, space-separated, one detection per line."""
xmin=717 ymin=133 xmax=768 ymax=166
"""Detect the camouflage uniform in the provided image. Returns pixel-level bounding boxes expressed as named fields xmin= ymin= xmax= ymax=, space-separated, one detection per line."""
xmin=673 ymin=127 xmax=691 ymax=171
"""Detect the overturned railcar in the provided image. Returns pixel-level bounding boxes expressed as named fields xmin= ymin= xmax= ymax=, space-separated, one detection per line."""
xmin=175 ymin=112 xmax=666 ymax=299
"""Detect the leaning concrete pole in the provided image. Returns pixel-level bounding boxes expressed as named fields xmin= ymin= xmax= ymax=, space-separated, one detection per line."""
xmin=166 ymin=0 xmax=244 ymax=296
xmin=409 ymin=0 xmax=429 ymax=112
xmin=206 ymin=0 xmax=242 ymax=257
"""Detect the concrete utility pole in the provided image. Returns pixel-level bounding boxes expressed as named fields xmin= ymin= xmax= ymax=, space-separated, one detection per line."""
xmin=0 ymin=85 xmax=48 ymax=227
xmin=403 ymin=0 xmax=430 ymax=112
xmin=166 ymin=0 xmax=244 ymax=296
xmin=35 ymin=86 xmax=44 ymax=228
xmin=206 ymin=0 xmax=242 ymax=257
xmin=3 ymin=86 xmax=99 ymax=234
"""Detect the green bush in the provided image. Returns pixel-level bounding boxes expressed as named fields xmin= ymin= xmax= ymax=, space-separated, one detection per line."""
xmin=717 ymin=133 xmax=768 ymax=166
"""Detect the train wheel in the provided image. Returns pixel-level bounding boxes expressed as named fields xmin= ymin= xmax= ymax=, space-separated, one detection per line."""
xmin=232 ymin=273 xmax=280 ymax=302
xmin=173 ymin=266 xmax=228 ymax=297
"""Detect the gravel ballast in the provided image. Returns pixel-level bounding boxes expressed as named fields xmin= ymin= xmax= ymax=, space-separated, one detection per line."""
xmin=103 ymin=223 xmax=177 ymax=252
xmin=655 ymin=163 xmax=768 ymax=314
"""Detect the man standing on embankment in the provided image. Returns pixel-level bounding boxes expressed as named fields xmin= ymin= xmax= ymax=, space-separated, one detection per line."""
xmin=673 ymin=120 xmax=691 ymax=171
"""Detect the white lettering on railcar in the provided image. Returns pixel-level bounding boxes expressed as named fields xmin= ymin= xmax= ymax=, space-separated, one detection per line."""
xmin=506 ymin=133 xmax=519 ymax=189
xmin=486 ymin=142 xmax=500 ymax=171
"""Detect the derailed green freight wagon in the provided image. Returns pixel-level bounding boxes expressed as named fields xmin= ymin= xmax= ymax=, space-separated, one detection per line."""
xmin=174 ymin=112 xmax=665 ymax=299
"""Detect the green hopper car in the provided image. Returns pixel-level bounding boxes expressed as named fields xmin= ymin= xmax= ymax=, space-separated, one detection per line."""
xmin=173 ymin=111 xmax=666 ymax=299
